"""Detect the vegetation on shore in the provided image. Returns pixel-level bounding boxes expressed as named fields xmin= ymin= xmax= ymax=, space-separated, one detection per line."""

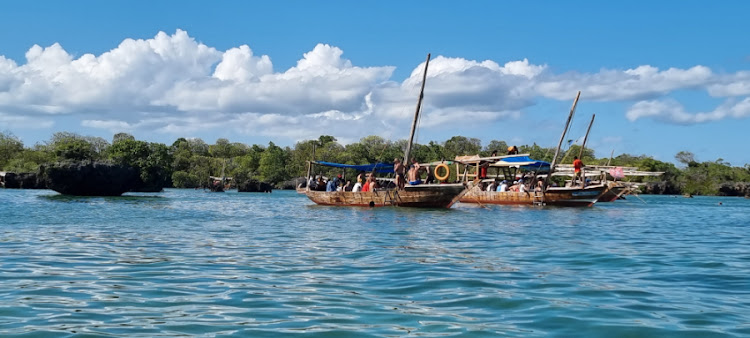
xmin=1 ymin=131 xmax=749 ymax=196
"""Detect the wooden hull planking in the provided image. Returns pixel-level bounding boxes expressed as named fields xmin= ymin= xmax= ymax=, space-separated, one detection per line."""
xmin=460 ymin=185 xmax=607 ymax=207
xmin=597 ymin=183 xmax=629 ymax=202
xmin=305 ymin=184 xmax=466 ymax=209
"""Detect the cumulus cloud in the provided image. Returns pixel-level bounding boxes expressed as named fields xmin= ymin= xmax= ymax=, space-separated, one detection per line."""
xmin=626 ymin=98 xmax=750 ymax=124
xmin=537 ymin=65 xmax=713 ymax=101
xmin=1 ymin=29 xmax=750 ymax=145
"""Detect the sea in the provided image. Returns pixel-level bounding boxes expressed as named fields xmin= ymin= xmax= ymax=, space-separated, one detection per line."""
xmin=1 ymin=188 xmax=748 ymax=337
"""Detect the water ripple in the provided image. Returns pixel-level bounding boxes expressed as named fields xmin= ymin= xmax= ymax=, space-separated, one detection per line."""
xmin=0 ymin=190 xmax=748 ymax=336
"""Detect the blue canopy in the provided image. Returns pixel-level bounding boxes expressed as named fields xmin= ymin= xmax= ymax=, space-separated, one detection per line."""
xmin=494 ymin=156 xmax=551 ymax=171
xmin=313 ymin=161 xmax=394 ymax=172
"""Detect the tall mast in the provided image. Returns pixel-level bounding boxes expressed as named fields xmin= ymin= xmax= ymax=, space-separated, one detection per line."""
xmin=403 ymin=53 xmax=431 ymax=165
xmin=545 ymin=91 xmax=581 ymax=186
xmin=578 ymin=114 xmax=596 ymax=159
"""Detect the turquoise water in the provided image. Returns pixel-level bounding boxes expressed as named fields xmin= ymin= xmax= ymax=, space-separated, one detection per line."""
xmin=1 ymin=189 xmax=749 ymax=337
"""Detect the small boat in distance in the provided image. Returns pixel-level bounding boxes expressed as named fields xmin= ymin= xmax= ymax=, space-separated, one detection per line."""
xmin=303 ymin=53 xmax=468 ymax=208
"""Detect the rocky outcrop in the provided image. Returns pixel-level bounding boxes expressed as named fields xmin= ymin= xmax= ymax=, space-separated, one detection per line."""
xmin=718 ymin=182 xmax=750 ymax=197
xmin=642 ymin=181 xmax=681 ymax=195
xmin=2 ymin=172 xmax=46 ymax=189
xmin=40 ymin=161 xmax=140 ymax=196
xmin=237 ymin=179 xmax=273 ymax=193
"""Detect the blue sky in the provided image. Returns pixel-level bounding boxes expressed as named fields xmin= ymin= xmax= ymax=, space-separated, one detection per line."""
xmin=1 ymin=1 xmax=749 ymax=166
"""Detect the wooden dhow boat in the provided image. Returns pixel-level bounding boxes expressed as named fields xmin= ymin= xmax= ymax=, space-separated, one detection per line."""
xmin=304 ymin=53 xmax=468 ymax=208
xmin=457 ymin=154 xmax=608 ymax=207
xmin=305 ymin=163 xmax=466 ymax=208
xmin=552 ymin=165 xmax=664 ymax=202
xmin=457 ymin=91 xmax=607 ymax=207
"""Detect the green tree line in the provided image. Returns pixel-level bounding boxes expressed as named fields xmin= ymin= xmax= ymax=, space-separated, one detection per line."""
xmin=1 ymin=131 xmax=749 ymax=195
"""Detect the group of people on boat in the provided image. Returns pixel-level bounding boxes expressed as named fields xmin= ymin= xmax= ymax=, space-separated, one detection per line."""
xmin=307 ymin=157 xmax=437 ymax=193
xmin=476 ymin=175 xmax=547 ymax=193
xmin=307 ymin=170 xmax=385 ymax=192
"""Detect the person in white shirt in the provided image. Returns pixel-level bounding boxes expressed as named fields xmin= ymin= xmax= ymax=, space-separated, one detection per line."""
xmin=518 ymin=179 xmax=526 ymax=193
xmin=352 ymin=179 xmax=363 ymax=192
xmin=497 ymin=180 xmax=508 ymax=192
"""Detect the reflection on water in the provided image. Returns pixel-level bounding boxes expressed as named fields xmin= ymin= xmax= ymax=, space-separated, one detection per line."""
xmin=0 ymin=189 xmax=749 ymax=336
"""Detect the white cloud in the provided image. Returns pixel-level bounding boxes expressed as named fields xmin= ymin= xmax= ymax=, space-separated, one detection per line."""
xmin=626 ymin=97 xmax=750 ymax=124
xmin=537 ymin=65 xmax=713 ymax=101
xmin=1 ymin=29 xmax=750 ymax=146
xmin=213 ymin=45 xmax=273 ymax=82
xmin=81 ymin=119 xmax=133 ymax=132
xmin=706 ymin=71 xmax=750 ymax=97
xmin=0 ymin=113 xmax=54 ymax=129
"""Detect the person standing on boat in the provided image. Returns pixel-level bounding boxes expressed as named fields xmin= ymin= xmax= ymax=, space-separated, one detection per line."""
xmin=393 ymin=158 xmax=406 ymax=190
xmin=424 ymin=165 xmax=435 ymax=184
xmin=573 ymin=156 xmax=585 ymax=187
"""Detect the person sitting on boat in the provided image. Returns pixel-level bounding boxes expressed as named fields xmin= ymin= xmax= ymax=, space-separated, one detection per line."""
xmin=497 ymin=180 xmax=508 ymax=192
xmin=316 ymin=176 xmax=326 ymax=191
xmin=407 ymin=160 xmax=422 ymax=185
xmin=326 ymin=178 xmax=337 ymax=192
xmin=352 ymin=177 xmax=363 ymax=192
xmin=535 ymin=178 xmax=545 ymax=192
xmin=367 ymin=174 xmax=379 ymax=191
xmin=518 ymin=179 xmax=527 ymax=193
xmin=343 ymin=180 xmax=352 ymax=191
xmin=507 ymin=145 xmax=519 ymax=155
xmin=487 ymin=180 xmax=497 ymax=192
xmin=393 ymin=158 xmax=406 ymax=190
xmin=573 ymin=156 xmax=585 ymax=187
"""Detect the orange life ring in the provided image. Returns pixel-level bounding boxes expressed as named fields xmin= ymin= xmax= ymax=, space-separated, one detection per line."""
xmin=434 ymin=163 xmax=450 ymax=181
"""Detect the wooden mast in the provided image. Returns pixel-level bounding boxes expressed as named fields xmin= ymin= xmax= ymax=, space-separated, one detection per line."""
xmin=305 ymin=143 xmax=317 ymax=192
xmin=545 ymin=91 xmax=581 ymax=187
xmin=578 ymin=114 xmax=596 ymax=159
xmin=403 ymin=53 xmax=431 ymax=167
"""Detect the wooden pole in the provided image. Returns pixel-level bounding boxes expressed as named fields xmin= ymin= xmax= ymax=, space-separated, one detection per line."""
xmin=578 ymin=114 xmax=595 ymax=160
xmin=403 ymin=53 xmax=431 ymax=167
xmin=305 ymin=161 xmax=312 ymax=191
xmin=606 ymin=149 xmax=615 ymax=166
xmin=545 ymin=91 xmax=581 ymax=188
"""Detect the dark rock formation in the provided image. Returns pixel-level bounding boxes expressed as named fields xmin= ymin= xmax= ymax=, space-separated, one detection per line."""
xmin=237 ymin=179 xmax=273 ymax=193
xmin=2 ymin=172 xmax=46 ymax=189
xmin=40 ymin=161 xmax=140 ymax=196
xmin=642 ymin=181 xmax=681 ymax=195
xmin=718 ymin=182 xmax=750 ymax=197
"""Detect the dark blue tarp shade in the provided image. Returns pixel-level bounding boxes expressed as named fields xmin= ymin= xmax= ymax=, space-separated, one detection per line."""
xmin=313 ymin=161 xmax=394 ymax=172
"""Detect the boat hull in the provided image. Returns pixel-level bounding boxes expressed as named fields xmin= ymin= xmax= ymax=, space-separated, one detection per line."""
xmin=460 ymin=185 xmax=607 ymax=207
xmin=305 ymin=184 xmax=467 ymax=208
xmin=597 ymin=182 xmax=629 ymax=202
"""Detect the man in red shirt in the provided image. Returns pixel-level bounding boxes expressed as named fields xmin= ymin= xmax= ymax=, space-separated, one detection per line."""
xmin=573 ymin=156 xmax=584 ymax=187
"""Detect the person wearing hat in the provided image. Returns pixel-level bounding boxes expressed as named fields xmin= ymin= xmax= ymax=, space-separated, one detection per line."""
xmin=497 ymin=180 xmax=508 ymax=192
